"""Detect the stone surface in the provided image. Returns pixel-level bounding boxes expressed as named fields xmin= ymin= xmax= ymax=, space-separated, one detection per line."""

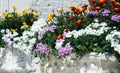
xmin=0 ymin=46 xmax=36 ymax=73
xmin=33 ymin=53 xmax=120 ymax=73
xmin=1 ymin=0 xmax=32 ymax=12
xmin=31 ymin=0 xmax=90 ymax=19
xmin=1 ymin=46 xmax=120 ymax=73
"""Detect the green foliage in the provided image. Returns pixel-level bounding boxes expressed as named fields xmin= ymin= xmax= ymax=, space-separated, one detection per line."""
xmin=0 ymin=8 xmax=38 ymax=47
xmin=53 ymin=11 xmax=92 ymax=31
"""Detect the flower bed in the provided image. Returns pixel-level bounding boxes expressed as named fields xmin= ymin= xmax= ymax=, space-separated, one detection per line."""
xmin=0 ymin=0 xmax=120 ymax=73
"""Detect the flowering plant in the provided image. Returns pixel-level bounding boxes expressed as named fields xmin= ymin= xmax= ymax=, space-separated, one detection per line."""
xmin=33 ymin=0 xmax=120 ymax=60
xmin=0 ymin=6 xmax=38 ymax=47
xmin=0 ymin=0 xmax=120 ymax=62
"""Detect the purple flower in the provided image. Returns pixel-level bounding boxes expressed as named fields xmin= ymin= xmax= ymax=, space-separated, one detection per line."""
xmin=111 ymin=15 xmax=120 ymax=22
xmin=4 ymin=36 xmax=10 ymax=44
xmin=62 ymin=33 xmax=66 ymax=39
xmin=36 ymin=42 xmax=50 ymax=56
xmin=39 ymin=29 xmax=46 ymax=38
xmin=89 ymin=10 xmax=98 ymax=16
xmin=102 ymin=9 xmax=110 ymax=16
xmin=56 ymin=39 xmax=63 ymax=43
xmin=48 ymin=25 xmax=56 ymax=32
xmin=39 ymin=25 xmax=56 ymax=38
xmin=58 ymin=45 xmax=73 ymax=57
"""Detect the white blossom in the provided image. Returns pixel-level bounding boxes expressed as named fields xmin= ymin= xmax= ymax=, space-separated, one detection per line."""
xmin=31 ymin=18 xmax=47 ymax=32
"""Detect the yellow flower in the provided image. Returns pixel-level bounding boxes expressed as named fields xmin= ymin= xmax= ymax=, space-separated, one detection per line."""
xmin=31 ymin=19 xmax=33 ymax=22
xmin=17 ymin=12 xmax=21 ymax=16
xmin=10 ymin=29 xmax=16 ymax=32
xmin=47 ymin=13 xmax=55 ymax=21
xmin=34 ymin=11 xmax=39 ymax=17
xmin=57 ymin=8 xmax=64 ymax=13
xmin=23 ymin=22 xmax=29 ymax=28
xmin=2 ymin=11 xmax=7 ymax=16
xmin=12 ymin=6 xmax=17 ymax=9
xmin=23 ymin=10 xmax=29 ymax=15
xmin=30 ymin=6 xmax=33 ymax=9
xmin=49 ymin=13 xmax=55 ymax=17
xmin=7 ymin=14 xmax=13 ymax=18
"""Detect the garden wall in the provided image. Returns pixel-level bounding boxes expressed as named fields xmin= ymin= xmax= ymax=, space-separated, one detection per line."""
xmin=1 ymin=0 xmax=31 ymax=12
xmin=31 ymin=0 xmax=90 ymax=19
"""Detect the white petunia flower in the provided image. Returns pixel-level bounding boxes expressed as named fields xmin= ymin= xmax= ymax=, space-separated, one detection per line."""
xmin=31 ymin=18 xmax=47 ymax=32
xmin=1 ymin=29 xmax=5 ymax=33
xmin=29 ymin=38 xmax=36 ymax=45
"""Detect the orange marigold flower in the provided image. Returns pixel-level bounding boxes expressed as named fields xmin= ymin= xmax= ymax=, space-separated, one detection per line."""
xmin=114 ymin=2 xmax=120 ymax=7
xmin=99 ymin=0 xmax=107 ymax=5
xmin=91 ymin=0 xmax=96 ymax=3
xmin=95 ymin=6 xmax=101 ymax=11
xmin=69 ymin=16 xmax=74 ymax=20
xmin=69 ymin=5 xmax=77 ymax=11
xmin=79 ymin=7 xmax=85 ymax=13
xmin=57 ymin=34 xmax=63 ymax=40
xmin=113 ymin=7 xmax=120 ymax=13
xmin=77 ymin=19 xmax=82 ymax=26
xmin=89 ymin=5 xmax=95 ymax=10
xmin=110 ymin=0 xmax=116 ymax=3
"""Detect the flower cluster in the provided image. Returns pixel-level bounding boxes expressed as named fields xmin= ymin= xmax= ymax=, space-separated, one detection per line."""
xmin=106 ymin=30 xmax=120 ymax=54
xmin=58 ymin=44 xmax=73 ymax=57
xmin=89 ymin=0 xmax=120 ymax=28
xmin=0 ymin=0 xmax=120 ymax=61
xmin=0 ymin=6 xmax=39 ymax=47
xmin=0 ymin=5 xmax=38 ymax=33
xmin=102 ymin=9 xmax=111 ymax=16
xmin=39 ymin=25 xmax=56 ymax=38
xmin=89 ymin=10 xmax=98 ymax=16
xmin=36 ymin=42 xmax=50 ymax=56
xmin=111 ymin=15 xmax=120 ymax=22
